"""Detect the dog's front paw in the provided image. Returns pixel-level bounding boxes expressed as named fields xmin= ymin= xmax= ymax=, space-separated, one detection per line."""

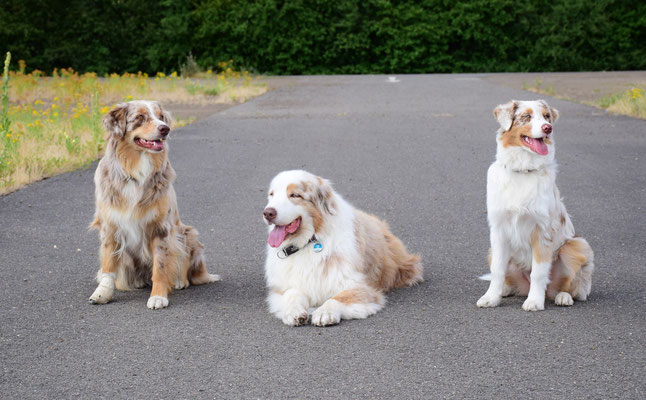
xmin=282 ymin=308 xmax=309 ymax=326
xmin=522 ymin=297 xmax=545 ymax=311
xmin=89 ymin=274 xmax=115 ymax=304
xmin=89 ymin=289 xmax=112 ymax=304
xmin=147 ymin=295 xmax=169 ymax=310
xmin=477 ymin=293 xmax=501 ymax=308
xmin=206 ymin=274 xmax=221 ymax=282
xmin=311 ymin=305 xmax=341 ymax=327
xmin=554 ymin=292 xmax=574 ymax=306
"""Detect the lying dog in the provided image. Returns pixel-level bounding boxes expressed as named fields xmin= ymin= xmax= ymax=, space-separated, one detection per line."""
xmin=477 ymin=100 xmax=594 ymax=311
xmin=263 ymin=170 xmax=423 ymax=326
xmin=89 ymin=100 xmax=219 ymax=309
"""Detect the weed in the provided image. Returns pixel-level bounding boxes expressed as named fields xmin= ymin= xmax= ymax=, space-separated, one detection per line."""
xmin=180 ymin=53 xmax=201 ymax=78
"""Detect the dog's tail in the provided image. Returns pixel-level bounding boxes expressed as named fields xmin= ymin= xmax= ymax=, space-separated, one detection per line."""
xmin=479 ymin=273 xmax=492 ymax=281
xmin=394 ymin=252 xmax=424 ymax=288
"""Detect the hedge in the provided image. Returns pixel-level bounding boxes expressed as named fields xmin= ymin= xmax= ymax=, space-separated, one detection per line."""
xmin=1 ymin=0 xmax=644 ymax=74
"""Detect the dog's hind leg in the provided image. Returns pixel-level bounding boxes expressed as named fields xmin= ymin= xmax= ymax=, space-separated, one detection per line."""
xmin=184 ymin=225 xmax=220 ymax=286
xmin=311 ymin=286 xmax=385 ymax=327
xmin=556 ymin=237 xmax=594 ymax=303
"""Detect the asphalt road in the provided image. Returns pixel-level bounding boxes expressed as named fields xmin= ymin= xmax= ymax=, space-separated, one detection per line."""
xmin=1 ymin=75 xmax=645 ymax=399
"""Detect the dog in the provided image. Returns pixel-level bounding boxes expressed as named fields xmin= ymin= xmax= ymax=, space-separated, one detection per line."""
xmin=88 ymin=100 xmax=219 ymax=309
xmin=262 ymin=170 xmax=423 ymax=326
xmin=477 ymin=100 xmax=594 ymax=311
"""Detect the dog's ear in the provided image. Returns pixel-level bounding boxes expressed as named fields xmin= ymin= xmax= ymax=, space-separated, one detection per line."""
xmin=538 ymin=99 xmax=559 ymax=123
xmin=549 ymin=106 xmax=559 ymax=122
xmin=154 ymin=101 xmax=173 ymax=128
xmin=315 ymin=178 xmax=336 ymax=215
xmin=103 ymin=103 xmax=128 ymax=139
xmin=493 ymin=100 xmax=517 ymax=131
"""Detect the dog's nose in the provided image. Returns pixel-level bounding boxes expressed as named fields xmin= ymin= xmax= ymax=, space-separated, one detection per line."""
xmin=542 ymin=124 xmax=552 ymax=134
xmin=158 ymin=125 xmax=170 ymax=137
xmin=263 ymin=207 xmax=277 ymax=222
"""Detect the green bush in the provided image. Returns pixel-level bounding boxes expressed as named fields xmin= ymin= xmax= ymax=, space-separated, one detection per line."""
xmin=1 ymin=0 xmax=644 ymax=75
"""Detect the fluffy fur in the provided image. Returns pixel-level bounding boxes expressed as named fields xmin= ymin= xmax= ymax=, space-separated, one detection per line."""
xmin=263 ymin=170 xmax=423 ymax=326
xmin=89 ymin=100 xmax=219 ymax=309
xmin=477 ymin=100 xmax=594 ymax=311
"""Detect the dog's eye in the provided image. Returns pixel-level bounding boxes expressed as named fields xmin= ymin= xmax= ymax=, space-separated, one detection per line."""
xmin=136 ymin=115 xmax=145 ymax=122
xmin=523 ymin=114 xmax=531 ymax=119
xmin=290 ymin=193 xmax=302 ymax=199
xmin=543 ymin=114 xmax=550 ymax=120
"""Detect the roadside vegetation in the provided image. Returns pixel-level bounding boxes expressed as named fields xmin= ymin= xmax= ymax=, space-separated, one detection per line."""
xmin=523 ymin=78 xmax=646 ymax=120
xmin=0 ymin=53 xmax=266 ymax=194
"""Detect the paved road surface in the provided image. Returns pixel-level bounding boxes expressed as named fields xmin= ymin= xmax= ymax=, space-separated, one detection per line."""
xmin=1 ymin=75 xmax=644 ymax=399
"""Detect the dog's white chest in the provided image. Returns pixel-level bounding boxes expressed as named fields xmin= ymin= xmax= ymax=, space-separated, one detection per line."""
xmin=488 ymin=164 xmax=554 ymax=217
xmin=265 ymin=248 xmax=362 ymax=306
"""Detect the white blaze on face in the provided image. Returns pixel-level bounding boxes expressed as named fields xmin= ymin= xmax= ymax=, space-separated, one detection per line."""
xmin=264 ymin=170 xmax=313 ymax=248
xmin=144 ymin=101 xmax=169 ymax=130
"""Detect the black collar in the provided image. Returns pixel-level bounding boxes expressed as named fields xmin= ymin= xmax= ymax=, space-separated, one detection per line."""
xmin=278 ymin=235 xmax=318 ymax=259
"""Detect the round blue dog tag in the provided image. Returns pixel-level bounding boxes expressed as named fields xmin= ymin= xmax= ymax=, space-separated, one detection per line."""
xmin=313 ymin=242 xmax=323 ymax=252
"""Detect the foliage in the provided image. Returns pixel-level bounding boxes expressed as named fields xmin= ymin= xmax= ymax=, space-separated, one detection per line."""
xmin=0 ymin=61 xmax=264 ymax=194
xmin=1 ymin=0 xmax=645 ymax=75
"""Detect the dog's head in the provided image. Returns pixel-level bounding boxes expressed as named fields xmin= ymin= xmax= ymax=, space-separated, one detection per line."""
xmin=493 ymin=100 xmax=559 ymax=162
xmin=103 ymin=100 xmax=172 ymax=154
xmin=263 ymin=170 xmax=336 ymax=248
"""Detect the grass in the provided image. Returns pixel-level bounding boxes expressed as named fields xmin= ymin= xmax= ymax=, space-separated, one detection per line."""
xmin=522 ymin=78 xmax=646 ymax=120
xmin=0 ymin=55 xmax=266 ymax=195
xmin=599 ymin=87 xmax=646 ymax=118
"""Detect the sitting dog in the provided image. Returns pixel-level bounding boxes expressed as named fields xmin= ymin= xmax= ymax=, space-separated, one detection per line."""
xmin=263 ymin=170 xmax=423 ymax=326
xmin=89 ymin=100 xmax=219 ymax=309
xmin=477 ymin=100 xmax=594 ymax=311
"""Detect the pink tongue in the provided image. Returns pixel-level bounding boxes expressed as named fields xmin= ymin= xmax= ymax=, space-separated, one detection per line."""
xmin=526 ymin=137 xmax=548 ymax=155
xmin=151 ymin=141 xmax=163 ymax=151
xmin=268 ymin=225 xmax=288 ymax=248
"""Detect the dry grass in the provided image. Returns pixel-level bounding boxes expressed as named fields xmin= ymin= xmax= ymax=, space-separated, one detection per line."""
xmin=0 ymin=58 xmax=267 ymax=195
xmin=599 ymin=87 xmax=646 ymax=118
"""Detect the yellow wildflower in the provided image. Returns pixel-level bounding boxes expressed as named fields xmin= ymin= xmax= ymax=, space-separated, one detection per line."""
xmin=629 ymin=88 xmax=644 ymax=100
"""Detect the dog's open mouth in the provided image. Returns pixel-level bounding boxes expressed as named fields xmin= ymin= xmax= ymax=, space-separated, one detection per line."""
xmin=135 ymin=137 xmax=165 ymax=152
xmin=268 ymin=217 xmax=301 ymax=248
xmin=522 ymin=135 xmax=548 ymax=156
